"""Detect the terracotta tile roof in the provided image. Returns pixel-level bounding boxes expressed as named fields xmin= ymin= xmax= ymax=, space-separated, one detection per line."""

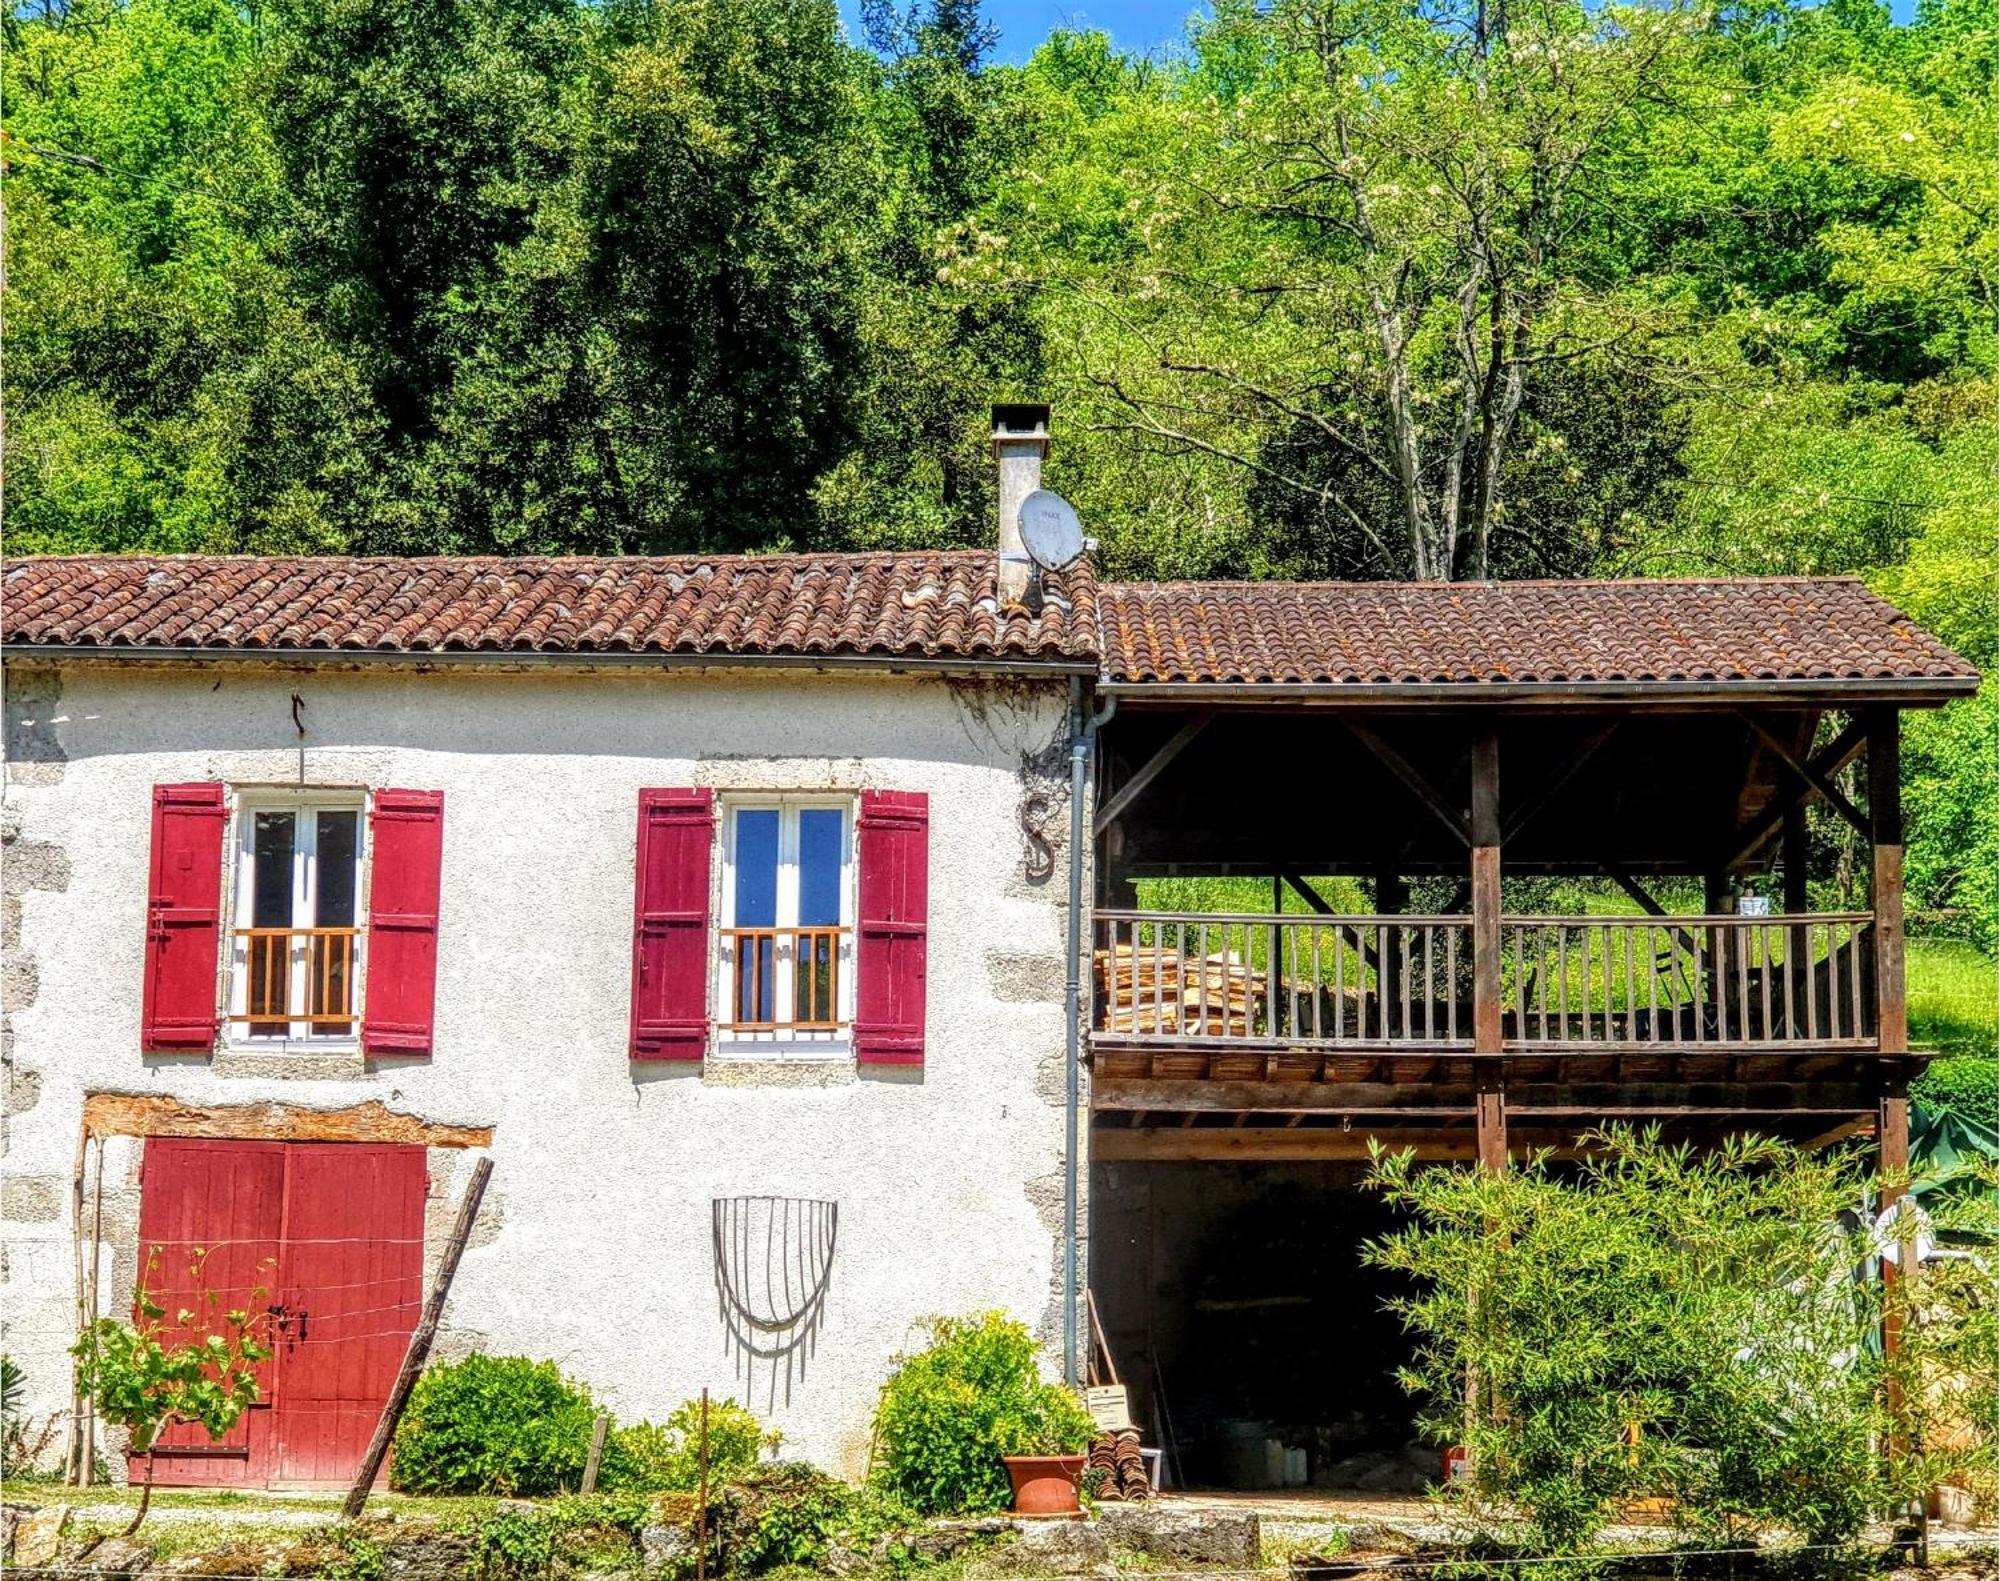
xmin=2 ymin=553 xmax=1098 ymax=666
xmin=1097 ymin=578 xmax=1979 ymax=693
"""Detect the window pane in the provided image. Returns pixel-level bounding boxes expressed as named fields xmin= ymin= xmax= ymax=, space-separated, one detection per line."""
xmin=797 ymin=808 xmax=843 ymax=928
xmin=733 ymin=809 xmax=778 ymax=1025
xmin=314 ymin=811 xmax=359 ymax=927
xmin=251 ymin=813 xmax=297 ymax=929
xmin=734 ymin=810 xmax=779 ymax=927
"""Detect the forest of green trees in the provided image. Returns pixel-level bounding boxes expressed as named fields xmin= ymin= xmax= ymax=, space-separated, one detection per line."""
xmin=3 ymin=0 xmax=1994 ymax=952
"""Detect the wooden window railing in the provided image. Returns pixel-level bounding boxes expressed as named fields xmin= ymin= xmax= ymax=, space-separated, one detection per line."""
xmin=1503 ymin=914 xmax=1875 ymax=1049
xmin=232 ymin=927 xmax=360 ymax=1035
xmin=720 ymin=926 xmax=848 ymax=1032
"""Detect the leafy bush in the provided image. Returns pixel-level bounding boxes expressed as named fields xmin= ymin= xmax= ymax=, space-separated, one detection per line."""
xmin=1915 ymin=1055 xmax=2000 ymax=1130
xmin=1366 ymin=1128 xmax=1896 ymax=1553
xmin=871 ymin=1312 xmax=1094 ymax=1515
xmin=715 ymin=1462 xmax=912 ymax=1575
xmin=601 ymin=1396 xmax=779 ymax=1493
xmin=71 ymin=1249 xmax=272 ymax=1534
xmin=391 ymin=1355 xmax=598 ymax=1495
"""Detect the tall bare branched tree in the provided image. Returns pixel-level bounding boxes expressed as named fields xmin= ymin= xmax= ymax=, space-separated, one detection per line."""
xmin=1035 ymin=0 xmax=1714 ymax=579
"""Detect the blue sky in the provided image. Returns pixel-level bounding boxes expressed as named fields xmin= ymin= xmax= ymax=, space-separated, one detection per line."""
xmin=841 ymin=0 xmax=1917 ymax=65
xmin=838 ymin=0 xmax=1208 ymax=64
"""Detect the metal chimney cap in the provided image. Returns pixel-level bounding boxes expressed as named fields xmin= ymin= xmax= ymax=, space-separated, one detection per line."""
xmin=991 ymin=402 xmax=1052 ymax=449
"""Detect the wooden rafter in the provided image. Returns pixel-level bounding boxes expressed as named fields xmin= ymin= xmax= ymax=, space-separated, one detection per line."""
xmin=1738 ymin=713 xmax=1869 ymax=837
xmin=1093 ymin=712 xmax=1214 ymax=838
xmin=1338 ymin=718 xmax=1473 ymax=846
xmin=1722 ymin=716 xmax=1869 ymax=869
xmin=1502 ymin=722 xmax=1618 ymax=844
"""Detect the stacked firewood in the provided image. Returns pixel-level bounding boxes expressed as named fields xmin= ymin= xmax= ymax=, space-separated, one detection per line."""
xmin=1087 ymin=1427 xmax=1152 ymax=1501
xmin=1095 ymin=944 xmax=1259 ymax=1037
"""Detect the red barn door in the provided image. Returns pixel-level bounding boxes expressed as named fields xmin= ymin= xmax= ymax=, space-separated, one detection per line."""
xmin=131 ymin=1138 xmax=426 ymax=1489
xmin=271 ymin=1145 xmax=426 ymax=1488
xmin=131 ymin=1140 xmax=285 ymax=1487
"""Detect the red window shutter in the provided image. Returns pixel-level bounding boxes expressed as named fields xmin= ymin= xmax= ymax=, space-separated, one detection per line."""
xmin=362 ymin=789 xmax=444 ymax=1056
xmin=141 ymin=782 xmax=228 ymax=1052
xmin=855 ymin=790 xmax=929 ymax=1064
xmin=631 ymin=788 xmax=715 ymax=1061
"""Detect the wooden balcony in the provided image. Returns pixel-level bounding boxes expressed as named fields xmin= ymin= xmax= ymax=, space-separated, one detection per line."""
xmin=1092 ymin=908 xmax=1878 ymax=1057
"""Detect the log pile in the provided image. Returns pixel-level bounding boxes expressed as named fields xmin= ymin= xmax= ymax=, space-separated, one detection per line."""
xmin=1088 ymin=1427 xmax=1151 ymax=1501
xmin=1095 ymin=944 xmax=1259 ymax=1037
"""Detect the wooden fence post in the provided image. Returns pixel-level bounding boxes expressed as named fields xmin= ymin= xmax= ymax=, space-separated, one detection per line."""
xmin=581 ymin=1414 xmax=609 ymax=1494
xmin=342 ymin=1155 xmax=493 ymax=1519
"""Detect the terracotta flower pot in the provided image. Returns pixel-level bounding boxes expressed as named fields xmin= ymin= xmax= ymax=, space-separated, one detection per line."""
xmin=1003 ymin=1453 xmax=1087 ymax=1515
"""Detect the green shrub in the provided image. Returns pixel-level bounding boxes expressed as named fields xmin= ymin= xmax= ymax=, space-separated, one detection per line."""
xmin=1914 ymin=1054 xmax=1999 ymax=1130
xmin=871 ymin=1312 xmax=1094 ymax=1516
xmin=390 ymin=1355 xmax=598 ymax=1495
xmin=601 ymin=1396 xmax=779 ymax=1493
xmin=1366 ymin=1128 xmax=1895 ymax=1553
xmin=717 ymin=1462 xmax=912 ymax=1575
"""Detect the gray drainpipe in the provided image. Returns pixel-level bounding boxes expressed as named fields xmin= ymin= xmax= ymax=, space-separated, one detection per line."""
xmin=1064 ymin=677 xmax=1116 ymax=1385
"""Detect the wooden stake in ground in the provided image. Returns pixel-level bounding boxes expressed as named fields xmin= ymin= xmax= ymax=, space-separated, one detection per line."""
xmin=581 ymin=1413 xmax=609 ymax=1494
xmin=696 ymin=1389 xmax=710 ymax=1581
xmin=342 ymin=1155 xmax=493 ymax=1519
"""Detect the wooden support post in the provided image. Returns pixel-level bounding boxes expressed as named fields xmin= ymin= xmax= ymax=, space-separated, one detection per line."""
xmin=343 ymin=1155 xmax=493 ymax=1519
xmin=1476 ymin=1077 xmax=1507 ymax=1174
xmin=1471 ymin=727 xmax=1502 ymax=1057
xmin=1879 ymin=1072 xmax=1918 ymax=1538
xmin=1869 ymin=709 xmax=1906 ymax=1055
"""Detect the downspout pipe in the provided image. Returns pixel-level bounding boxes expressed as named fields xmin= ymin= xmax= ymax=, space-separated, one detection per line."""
xmin=1064 ymin=678 xmax=1116 ymax=1385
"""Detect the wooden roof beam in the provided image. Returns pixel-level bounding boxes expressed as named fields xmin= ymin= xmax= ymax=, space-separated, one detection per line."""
xmin=1738 ymin=712 xmax=1870 ymax=837
xmin=1094 ymin=711 xmax=1214 ymax=838
xmin=1721 ymin=716 xmax=1869 ymax=870
xmin=1339 ymin=719 xmax=1473 ymax=846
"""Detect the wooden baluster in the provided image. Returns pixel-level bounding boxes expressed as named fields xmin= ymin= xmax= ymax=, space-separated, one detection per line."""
xmin=1399 ymin=927 xmax=1413 ymax=1043
xmin=1509 ymin=926 xmax=1523 ymax=1041
xmin=1331 ymin=926 xmax=1344 ymax=1041
xmin=1556 ymin=929 xmax=1569 ymax=1042
xmin=1758 ymin=926 xmax=1772 ymax=1046
xmin=1622 ymin=926 xmax=1637 ymax=1044
xmin=1734 ymin=923 xmax=1750 ymax=1044
xmin=1446 ymin=927 xmax=1460 ymax=1043
xmin=1805 ymin=921 xmax=1821 ymax=1041
xmin=1312 ymin=928 xmax=1324 ymax=1041
xmin=1423 ymin=926 xmax=1436 ymax=1041
xmin=1648 ymin=925 xmax=1661 ymax=1042
xmin=1848 ymin=920 xmax=1865 ymax=1043
xmin=1692 ymin=924 xmax=1708 ymax=1044
xmin=1828 ymin=921 xmax=1843 ymax=1041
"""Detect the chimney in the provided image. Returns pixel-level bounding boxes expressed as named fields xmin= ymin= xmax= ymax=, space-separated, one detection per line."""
xmin=992 ymin=402 xmax=1051 ymax=608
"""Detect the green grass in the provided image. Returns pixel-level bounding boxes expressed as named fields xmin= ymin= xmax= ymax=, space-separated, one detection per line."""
xmin=1908 ymin=936 xmax=1998 ymax=1059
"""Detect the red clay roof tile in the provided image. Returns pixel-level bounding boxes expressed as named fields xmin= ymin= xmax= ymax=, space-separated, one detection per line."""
xmin=1096 ymin=578 xmax=1978 ymax=690
xmin=2 ymin=553 xmax=1098 ymax=666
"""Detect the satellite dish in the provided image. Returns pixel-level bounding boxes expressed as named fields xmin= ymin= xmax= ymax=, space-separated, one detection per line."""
xmin=1018 ymin=490 xmax=1086 ymax=571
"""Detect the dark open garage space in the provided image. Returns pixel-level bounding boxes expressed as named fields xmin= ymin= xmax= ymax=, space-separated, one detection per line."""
xmin=1090 ymin=1160 xmax=1429 ymax=1493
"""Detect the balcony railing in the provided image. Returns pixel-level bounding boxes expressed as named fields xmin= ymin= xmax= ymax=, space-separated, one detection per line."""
xmin=232 ymin=926 xmax=359 ymax=1037
xmin=1505 ymin=913 xmax=1875 ymax=1048
xmin=1095 ymin=911 xmax=1476 ymax=1047
xmin=1092 ymin=910 xmax=1877 ymax=1052
xmin=720 ymin=925 xmax=847 ymax=1033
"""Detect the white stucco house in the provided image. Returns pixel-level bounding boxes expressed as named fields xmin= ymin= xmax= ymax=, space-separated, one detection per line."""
xmin=3 ymin=407 xmax=1977 ymax=1494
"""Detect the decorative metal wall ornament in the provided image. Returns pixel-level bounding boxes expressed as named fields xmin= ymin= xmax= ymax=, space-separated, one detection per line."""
xmin=711 ymin=1196 xmax=838 ymax=1409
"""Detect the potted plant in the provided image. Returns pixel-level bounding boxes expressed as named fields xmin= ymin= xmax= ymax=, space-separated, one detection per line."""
xmin=997 ymin=1384 xmax=1096 ymax=1516
xmin=872 ymin=1313 xmax=1097 ymax=1517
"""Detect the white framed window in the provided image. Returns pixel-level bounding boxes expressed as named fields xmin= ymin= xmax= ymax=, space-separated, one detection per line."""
xmin=228 ymin=791 xmax=367 ymax=1047
xmin=715 ymin=796 xmax=855 ymax=1058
